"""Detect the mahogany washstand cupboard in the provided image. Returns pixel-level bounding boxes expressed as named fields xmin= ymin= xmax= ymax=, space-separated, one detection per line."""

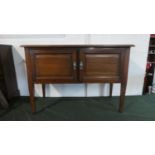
xmin=21 ymin=45 xmax=134 ymax=113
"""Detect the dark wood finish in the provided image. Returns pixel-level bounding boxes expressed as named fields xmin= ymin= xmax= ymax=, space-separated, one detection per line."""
xmin=0 ymin=45 xmax=20 ymax=108
xmin=22 ymin=45 xmax=134 ymax=113
xmin=25 ymin=48 xmax=35 ymax=112
xmin=119 ymin=49 xmax=130 ymax=112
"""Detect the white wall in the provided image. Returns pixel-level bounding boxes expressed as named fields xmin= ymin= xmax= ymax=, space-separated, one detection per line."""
xmin=0 ymin=34 xmax=150 ymax=97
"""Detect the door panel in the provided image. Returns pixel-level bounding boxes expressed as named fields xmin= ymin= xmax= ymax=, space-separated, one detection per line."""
xmin=30 ymin=48 xmax=77 ymax=83
xmin=80 ymin=48 xmax=122 ymax=83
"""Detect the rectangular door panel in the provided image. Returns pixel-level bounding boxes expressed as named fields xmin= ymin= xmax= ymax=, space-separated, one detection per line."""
xmin=85 ymin=54 xmax=120 ymax=76
xmin=35 ymin=54 xmax=72 ymax=77
xmin=80 ymin=48 xmax=122 ymax=83
xmin=30 ymin=48 xmax=77 ymax=83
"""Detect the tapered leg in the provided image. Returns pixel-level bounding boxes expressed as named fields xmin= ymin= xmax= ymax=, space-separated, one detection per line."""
xmin=109 ymin=83 xmax=113 ymax=97
xmin=25 ymin=50 xmax=36 ymax=113
xmin=119 ymin=83 xmax=127 ymax=113
xmin=28 ymin=83 xmax=35 ymax=113
xmin=42 ymin=84 xmax=46 ymax=98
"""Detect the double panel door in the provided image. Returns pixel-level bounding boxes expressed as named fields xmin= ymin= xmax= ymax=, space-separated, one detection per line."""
xmin=29 ymin=47 xmax=122 ymax=84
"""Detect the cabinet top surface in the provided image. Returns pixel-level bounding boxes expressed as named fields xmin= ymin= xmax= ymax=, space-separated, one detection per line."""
xmin=21 ymin=44 xmax=134 ymax=48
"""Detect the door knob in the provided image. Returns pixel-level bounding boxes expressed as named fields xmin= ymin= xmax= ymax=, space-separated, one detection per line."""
xmin=73 ymin=62 xmax=77 ymax=70
xmin=80 ymin=61 xmax=84 ymax=70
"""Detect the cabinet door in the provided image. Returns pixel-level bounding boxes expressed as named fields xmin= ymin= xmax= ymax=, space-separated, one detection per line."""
xmin=30 ymin=48 xmax=78 ymax=83
xmin=79 ymin=48 xmax=123 ymax=83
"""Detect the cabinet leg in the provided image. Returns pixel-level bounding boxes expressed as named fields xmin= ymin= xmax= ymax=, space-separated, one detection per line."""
xmin=42 ymin=84 xmax=46 ymax=98
xmin=119 ymin=83 xmax=127 ymax=113
xmin=28 ymin=83 xmax=35 ymax=113
xmin=109 ymin=83 xmax=113 ymax=97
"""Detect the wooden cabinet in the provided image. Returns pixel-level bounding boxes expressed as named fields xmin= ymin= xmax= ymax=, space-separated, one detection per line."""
xmin=22 ymin=45 xmax=134 ymax=113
